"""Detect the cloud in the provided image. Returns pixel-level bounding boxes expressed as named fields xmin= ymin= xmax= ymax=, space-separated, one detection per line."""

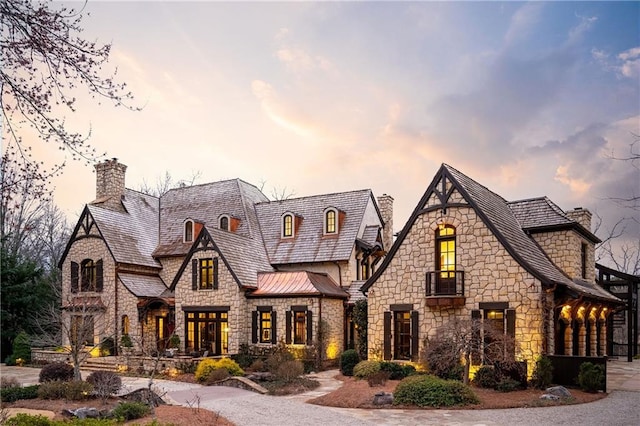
xmin=618 ymin=47 xmax=640 ymax=78
xmin=504 ymin=2 xmax=543 ymax=45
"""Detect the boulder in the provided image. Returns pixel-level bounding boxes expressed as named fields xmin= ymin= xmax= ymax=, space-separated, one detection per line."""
xmin=545 ymin=386 xmax=572 ymax=398
xmin=372 ymin=391 xmax=393 ymax=406
xmin=63 ymin=407 xmax=100 ymax=419
xmin=539 ymin=394 xmax=560 ymax=401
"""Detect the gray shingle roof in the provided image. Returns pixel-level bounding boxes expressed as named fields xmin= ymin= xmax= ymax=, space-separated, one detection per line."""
xmin=119 ymin=272 xmax=169 ymax=297
xmin=255 ymin=189 xmax=376 ymax=264
xmin=508 ymin=197 xmax=574 ymax=229
xmin=88 ymin=189 xmax=160 ymax=268
xmin=155 ymin=179 xmax=268 ymax=256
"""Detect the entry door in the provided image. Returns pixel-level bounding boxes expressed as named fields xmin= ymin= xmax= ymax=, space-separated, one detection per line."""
xmin=156 ymin=316 xmax=169 ymax=351
xmin=394 ymin=311 xmax=411 ymax=360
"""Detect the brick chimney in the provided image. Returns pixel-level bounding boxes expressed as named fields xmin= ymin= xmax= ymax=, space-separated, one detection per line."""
xmin=377 ymin=194 xmax=394 ymax=252
xmin=94 ymin=158 xmax=127 ymax=211
xmin=566 ymin=207 xmax=592 ymax=231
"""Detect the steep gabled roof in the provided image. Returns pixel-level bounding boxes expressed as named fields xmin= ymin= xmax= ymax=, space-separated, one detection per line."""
xmin=363 ymin=164 xmax=619 ymax=303
xmin=119 ymin=272 xmax=170 ymax=297
xmin=249 ymin=271 xmax=348 ymax=298
xmin=508 ymin=197 xmax=600 ymax=243
xmin=84 ymin=189 xmax=160 ymax=268
xmin=255 ymin=189 xmax=380 ymax=264
xmin=155 ymin=179 xmax=268 ymax=257
xmin=170 ymin=226 xmax=273 ymax=290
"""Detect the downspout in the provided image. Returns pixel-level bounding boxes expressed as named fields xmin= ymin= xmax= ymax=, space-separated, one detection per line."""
xmin=333 ymin=261 xmax=343 ymax=287
xmin=318 ymin=295 xmax=323 ymax=362
xmin=114 ymin=264 xmax=119 ymax=356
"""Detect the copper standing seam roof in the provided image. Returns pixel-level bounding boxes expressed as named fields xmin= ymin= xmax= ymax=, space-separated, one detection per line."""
xmin=250 ymin=271 xmax=349 ymax=298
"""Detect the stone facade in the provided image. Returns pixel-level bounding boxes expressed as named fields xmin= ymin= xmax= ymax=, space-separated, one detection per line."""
xmin=367 ymin=206 xmax=545 ymax=368
xmin=94 ymin=159 xmax=127 ymax=212
xmin=531 ymin=230 xmax=596 ymax=282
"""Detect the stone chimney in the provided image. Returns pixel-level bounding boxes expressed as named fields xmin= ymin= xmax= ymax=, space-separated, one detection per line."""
xmin=566 ymin=207 xmax=592 ymax=231
xmin=377 ymin=194 xmax=394 ymax=252
xmin=94 ymin=158 xmax=127 ymax=211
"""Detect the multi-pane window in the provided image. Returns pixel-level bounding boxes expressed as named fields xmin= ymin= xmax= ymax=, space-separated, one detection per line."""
xmin=185 ymin=311 xmax=228 ymax=355
xmin=294 ymin=311 xmax=306 ymax=344
xmin=435 ymin=225 xmax=456 ymax=294
xmin=220 ymin=216 xmax=229 ymax=231
xmin=121 ymin=315 xmax=129 ymax=335
xmin=81 ymin=259 xmax=96 ymax=291
xmin=200 ymin=259 xmax=214 ymax=289
xmin=393 ymin=311 xmax=412 ymax=360
xmin=282 ymin=214 xmax=293 ymax=238
xmin=325 ymin=209 xmax=337 ymax=234
xmin=260 ymin=311 xmax=272 ymax=343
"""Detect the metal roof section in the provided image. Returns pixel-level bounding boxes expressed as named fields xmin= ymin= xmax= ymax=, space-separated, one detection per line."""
xmin=250 ymin=271 xmax=348 ymax=298
xmin=118 ymin=272 xmax=169 ymax=297
xmin=255 ymin=189 xmax=376 ymax=264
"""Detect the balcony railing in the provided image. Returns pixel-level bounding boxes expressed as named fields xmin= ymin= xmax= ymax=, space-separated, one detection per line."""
xmin=425 ymin=270 xmax=465 ymax=297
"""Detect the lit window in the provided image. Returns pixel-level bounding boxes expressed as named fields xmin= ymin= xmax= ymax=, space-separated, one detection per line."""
xmin=325 ymin=209 xmax=337 ymax=234
xmin=435 ymin=225 xmax=456 ymax=294
xmin=282 ymin=214 xmax=293 ymax=238
xmin=220 ymin=216 xmax=229 ymax=231
xmin=184 ymin=220 xmax=194 ymax=242
xmin=121 ymin=315 xmax=130 ymax=335
xmin=199 ymin=259 xmax=213 ymax=290
xmin=260 ymin=311 xmax=272 ymax=343
xmin=294 ymin=311 xmax=306 ymax=344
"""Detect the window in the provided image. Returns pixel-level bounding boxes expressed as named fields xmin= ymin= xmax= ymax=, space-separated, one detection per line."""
xmin=71 ymin=315 xmax=94 ymax=346
xmin=200 ymin=259 xmax=214 ymax=290
xmin=324 ymin=208 xmax=337 ymax=234
xmin=581 ymin=243 xmax=588 ymax=279
xmin=184 ymin=220 xmax=194 ymax=242
xmin=219 ymin=216 xmax=229 ymax=231
xmin=184 ymin=310 xmax=228 ymax=355
xmin=121 ymin=315 xmax=130 ymax=335
xmin=472 ymin=305 xmax=515 ymax=363
xmin=260 ymin=311 xmax=272 ymax=343
xmin=286 ymin=307 xmax=311 ymax=345
xmin=72 ymin=259 xmax=103 ymax=293
xmin=383 ymin=306 xmax=419 ymax=361
xmin=435 ymin=224 xmax=456 ymax=294
xmin=282 ymin=213 xmax=294 ymax=238
xmin=393 ymin=311 xmax=412 ymax=360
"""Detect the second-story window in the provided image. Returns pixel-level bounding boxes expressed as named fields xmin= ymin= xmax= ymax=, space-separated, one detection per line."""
xmin=325 ymin=209 xmax=337 ymax=234
xmin=184 ymin=220 xmax=194 ymax=242
xmin=200 ymin=258 xmax=214 ymax=290
xmin=436 ymin=224 xmax=456 ymax=294
xmin=581 ymin=243 xmax=587 ymax=279
xmin=220 ymin=216 xmax=229 ymax=231
xmin=81 ymin=259 xmax=96 ymax=291
xmin=282 ymin=214 xmax=294 ymax=238
xmin=71 ymin=259 xmax=103 ymax=293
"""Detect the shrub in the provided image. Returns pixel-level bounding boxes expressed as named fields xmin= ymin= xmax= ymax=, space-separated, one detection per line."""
xmin=204 ymin=368 xmax=230 ymax=385
xmin=100 ymin=337 xmax=115 ymax=356
xmin=11 ymin=331 xmax=33 ymax=363
xmin=249 ymin=359 xmax=267 ymax=372
xmin=380 ymin=362 xmax=415 ymax=380
xmin=39 ymin=362 xmax=74 ymax=383
xmin=530 ymin=356 xmax=554 ymax=389
xmin=394 ymin=375 xmax=479 ymax=407
xmin=265 ymin=343 xmax=295 ymax=374
xmin=37 ymin=381 xmax=93 ymax=400
xmin=578 ymin=362 xmax=605 ymax=393
xmin=0 ymin=385 xmax=40 ymax=402
xmin=495 ymin=377 xmax=521 ymax=393
xmin=353 ymin=360 xmax=381 ymax=379
xmin=120 ymin=333 xmax=133 ymax=348
xmin=367 ymin=371 xmax=390 ymax=387
xmin=37 ymin=381 xmax=68 ymax=399
xmin=339 ymin=349 xmax=360 ymax=376
xmin=111 ymin=401 xmax=150 ymax=420
xmin=86 ymin=371 xmax=122 ymax=402
xmin=472 ymin=366 xmax=499 ymax=389
xmin=195 ymin=358 xmax=244 ymax=382
xmin=274 ymin=360 xmax=304 ymax=383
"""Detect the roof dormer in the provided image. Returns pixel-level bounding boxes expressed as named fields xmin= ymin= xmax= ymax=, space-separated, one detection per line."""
xmin=323 ymin=207 xmax=345 ymax=236
xmin=281 ymin=211 xmax=302 ymax=239
xmin=219 ymin=214 xmax=241 ymax=233
xmin=184 ymin=219 xmax=194 ymax=243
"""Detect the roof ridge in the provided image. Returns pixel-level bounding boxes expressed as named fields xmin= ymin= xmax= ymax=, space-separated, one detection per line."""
xmin=443 ymin=163 xmax=509 ymax=204
xmin=255 ymin=188 xmax=372 ymax=205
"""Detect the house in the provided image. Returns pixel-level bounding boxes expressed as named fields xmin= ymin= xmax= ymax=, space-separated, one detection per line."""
xmin=58 ymin=159 xmax=391 ymax=360
xmin=362 ymin=163 xmax=622 ymax=374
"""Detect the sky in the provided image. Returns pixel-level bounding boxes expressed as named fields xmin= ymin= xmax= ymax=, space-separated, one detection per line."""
xmin=21 ymin=1 xmax=640 ymax=266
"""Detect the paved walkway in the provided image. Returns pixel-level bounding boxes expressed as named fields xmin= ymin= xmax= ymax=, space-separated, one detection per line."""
xmin=2 ymin=359 xmax=639 ymax=425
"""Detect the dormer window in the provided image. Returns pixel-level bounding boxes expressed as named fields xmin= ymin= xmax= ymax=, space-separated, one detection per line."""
xmin=184 ymin=219 xmax=194 ymax=243
xmin=324 ymin=208 xmax=338 ymax=235
xmin=282 ymin=213 xmax=294 ymax=238
xmin=219 ymin=215 xmax=229 ymax=231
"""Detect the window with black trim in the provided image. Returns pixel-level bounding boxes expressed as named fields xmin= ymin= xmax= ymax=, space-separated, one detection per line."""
xmin=81 ymin=259 xmax=96 ymax=291
xmin=260 ymin=311 xmax=272 ymax=343
xmin=71 ymin=259 xmax=103 ymax=293
xmin=220 ymin=216 xmax=229 ymax=231
xmin=294 ymin=311 xmax=306 ymax=344
xmin=71 ymin=315 xmax=94 ymax=346
xmin=192 ymin=257 xmax=218 ymax=291
xmin=581 ymin=243 xmax=587 ymax=279
xmin=286 ymin=307 xmax=312 ymax=345
xmin=121 ymin=315 xmax=130 ymax=335
xmin=435 ymin=224 xmax=456 ymax=294
xmin=282 ymin=214 xmax=293 ymax=238
xmin=325 ymin=209 xmax=337 ymax=234
xmin=184 ymin=220 xmax=194 ymax=242
xmin=200 ymin=259 xmax=214 ymax=289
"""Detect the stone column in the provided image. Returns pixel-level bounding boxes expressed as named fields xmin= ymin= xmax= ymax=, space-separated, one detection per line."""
xmin=377 ymin=194 xmax=394 ymax=252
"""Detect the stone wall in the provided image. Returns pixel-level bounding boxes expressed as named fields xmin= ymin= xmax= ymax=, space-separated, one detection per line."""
xmin=367 ymin=205 xmax=546 ymax=370
xmin=158 ymin=257 xmax=183 ymax=287
xmin=246 ymin=296 xmax=345 ymax=360
xmin=174 ymin=248 xmax=248 ymax=354
xmin=531 ymin=230 xmax=595 ymax=282
xmin=94 ymin=159 xmax=127 ymax=212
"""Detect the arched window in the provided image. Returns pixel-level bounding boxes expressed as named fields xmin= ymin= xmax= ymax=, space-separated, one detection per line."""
xmin=121 ymin=315 xmax=130 ymax=335
xmin=219 ymin=215 xmax=229 ymax=231
xmin=184 ymin=219 xmax=194 ymax=242
xmin=324 ymin=208 xmax=338 ymax=234
xmin=81 ymin=259 xmax=96 ymax=291
xmin=435 ymin=224 xmax=456 ymax=294
xmin=282 ymin=213 xmax=294 ymax=238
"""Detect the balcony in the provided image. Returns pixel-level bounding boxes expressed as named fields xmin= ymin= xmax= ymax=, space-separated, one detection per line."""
xmin=425 ymin=271 xmax=465 ymax=307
